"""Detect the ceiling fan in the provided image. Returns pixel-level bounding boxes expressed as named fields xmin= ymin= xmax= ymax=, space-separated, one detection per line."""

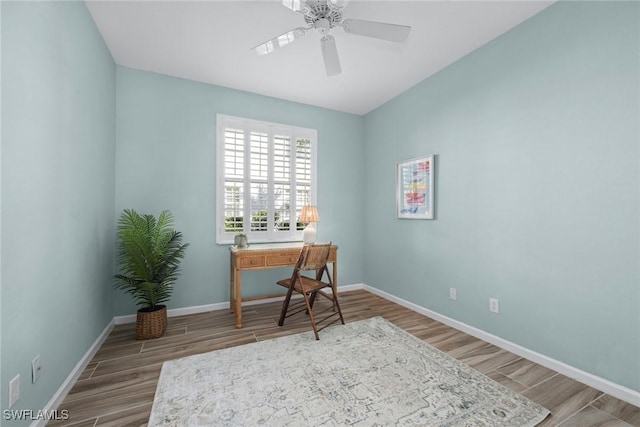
xmin=252 ymin=0 xmax=411 ymax=76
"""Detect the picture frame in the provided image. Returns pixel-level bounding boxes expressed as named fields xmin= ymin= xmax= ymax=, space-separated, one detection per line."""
xmin=396 ymin=155 xmax=435 ymax=220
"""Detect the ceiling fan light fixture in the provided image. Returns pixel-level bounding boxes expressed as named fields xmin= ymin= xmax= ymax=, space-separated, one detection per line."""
xmin=315 ymin=18 xmax=330 ymax=35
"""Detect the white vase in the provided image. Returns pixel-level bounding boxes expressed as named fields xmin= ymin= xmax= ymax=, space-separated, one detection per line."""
xmin=234 ymin=235 xmax=248 ymax=248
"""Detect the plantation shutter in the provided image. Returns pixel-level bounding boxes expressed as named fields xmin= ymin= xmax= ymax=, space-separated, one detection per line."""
xmin=216 ymin=115 xmax=317 ymax=244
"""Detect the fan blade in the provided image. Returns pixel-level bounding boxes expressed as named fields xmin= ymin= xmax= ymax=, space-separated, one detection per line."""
xmin=252 ymin=28 xmax=307 ymax=55
xmin=328 ymin=0 xmax=349 ymax=8
xmin=342 ymin=19 xmax=411 ymax=43
xmin=321 ymin=35 xmax=341 ymax=76
xmin=282 ymin=0 xmax=303 ymax=12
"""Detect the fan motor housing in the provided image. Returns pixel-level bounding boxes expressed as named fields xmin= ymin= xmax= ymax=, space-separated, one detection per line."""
xmin=302 ymin=0 xmax=343 ymax=28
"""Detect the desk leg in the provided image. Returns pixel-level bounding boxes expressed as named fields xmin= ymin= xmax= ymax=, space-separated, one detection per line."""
xmin=333 ymin=259 xmax=338 ymax=291
xmin=229 ymin=261 xmax=235 ymax=313
xmin=235 ymin=269 xmax=243 ymax=328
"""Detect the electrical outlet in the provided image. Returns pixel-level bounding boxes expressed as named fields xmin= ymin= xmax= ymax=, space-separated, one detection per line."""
xmin=449 ymin=288 xmax=457 ymax=300
xmin=489 ymin=298 xmax=500 ymax=314
xmin=32 ymin=355 xmax=42 ymax=383
xmin=8 ymin=374 xmax=20 ymax=408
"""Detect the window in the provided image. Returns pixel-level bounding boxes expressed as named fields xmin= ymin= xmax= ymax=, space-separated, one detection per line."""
xmin=216 ymin=114 xmax=317 ymax=244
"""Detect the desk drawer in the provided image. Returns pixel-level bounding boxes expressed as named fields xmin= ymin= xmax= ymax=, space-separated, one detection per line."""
xmin=240 ymin=256 xmax=266 ymax=268
xmin=267 ymin=253 xmax=301 ymax=266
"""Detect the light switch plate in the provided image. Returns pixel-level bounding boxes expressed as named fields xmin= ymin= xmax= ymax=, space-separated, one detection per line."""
xmin=32 ymin=355 xmax=42 ymax=383
xmin=9 ymin=374 xmax=20 ymax=408
xmin=489 ymin=298 xmax=500 ymax=314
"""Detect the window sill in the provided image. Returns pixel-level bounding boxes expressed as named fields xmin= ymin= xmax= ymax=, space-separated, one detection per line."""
xmin=217 ymin=238 xmax=303 ymax=246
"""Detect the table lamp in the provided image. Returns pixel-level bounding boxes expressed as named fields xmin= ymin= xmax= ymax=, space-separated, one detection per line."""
xmin=299 ymin=205 xmax=319 ymax=244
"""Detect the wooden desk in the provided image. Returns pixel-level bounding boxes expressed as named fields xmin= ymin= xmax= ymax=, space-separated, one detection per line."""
xmin=229 ymin=242 xmax=338 ymax=328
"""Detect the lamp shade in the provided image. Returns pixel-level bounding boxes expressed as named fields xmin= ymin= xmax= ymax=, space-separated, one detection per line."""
xmin=299 ymin=205 xmax=319 ymax=223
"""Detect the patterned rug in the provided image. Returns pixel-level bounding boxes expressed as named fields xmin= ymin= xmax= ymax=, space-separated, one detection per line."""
xmin=149 ymin=317 xmax=550 ymax=426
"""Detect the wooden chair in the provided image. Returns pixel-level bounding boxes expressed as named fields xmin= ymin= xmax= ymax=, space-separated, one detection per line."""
xmin=277 ymin=242 xmax=345 ymax=340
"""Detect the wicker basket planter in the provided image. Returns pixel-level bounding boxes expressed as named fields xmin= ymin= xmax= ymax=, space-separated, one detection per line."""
xmin=136 ymin=305 xmax=168 ymax=340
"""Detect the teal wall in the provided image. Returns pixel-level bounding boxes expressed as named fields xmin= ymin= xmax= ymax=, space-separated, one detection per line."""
xmin=114 ymin=67 xmax=365 ymax=315
xmin=1 ymin=1 xmax=116 ymax=422
xmin=363 ymin=1 xmax=639 ymax=391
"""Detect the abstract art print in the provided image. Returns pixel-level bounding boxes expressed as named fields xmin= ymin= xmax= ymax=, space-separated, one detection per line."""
xmin=397 ymin=155 xmax=435 ymax=219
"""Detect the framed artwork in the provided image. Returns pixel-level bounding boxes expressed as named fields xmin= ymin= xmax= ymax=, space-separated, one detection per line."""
xmin=396 ymin=155 xmax=435 ymax=219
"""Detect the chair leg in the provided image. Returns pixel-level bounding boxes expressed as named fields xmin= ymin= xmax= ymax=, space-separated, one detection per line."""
xmin=278 ymin=286 xmax=295 ymax=326
xmin=331 ymin=287 xmax=345 ymax=325
xmin=302 ymin=292 xmax=320 ymax=340
xmin=309 ymin=291 xmax=318 ymax=309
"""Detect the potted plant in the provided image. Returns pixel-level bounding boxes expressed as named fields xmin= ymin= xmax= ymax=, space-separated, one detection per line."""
xmin=114 ymin=209 xmax=189 ymax=340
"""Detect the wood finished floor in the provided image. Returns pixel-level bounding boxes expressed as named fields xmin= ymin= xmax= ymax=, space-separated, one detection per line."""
xmin=50 ymin=290 xmax=640 ymax=427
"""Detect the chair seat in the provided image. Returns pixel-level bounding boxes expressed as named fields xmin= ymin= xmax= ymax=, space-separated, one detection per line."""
xmin=277 ymin=276 xmax=329 ymax=294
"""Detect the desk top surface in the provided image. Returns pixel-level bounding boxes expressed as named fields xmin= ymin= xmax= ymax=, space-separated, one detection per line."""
xmin=229 ymin=242 xmax=337 ymax=254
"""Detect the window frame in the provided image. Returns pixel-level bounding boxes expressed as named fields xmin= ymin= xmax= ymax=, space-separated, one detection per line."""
xmin=216 ymin=114 xmax=317 ymax=245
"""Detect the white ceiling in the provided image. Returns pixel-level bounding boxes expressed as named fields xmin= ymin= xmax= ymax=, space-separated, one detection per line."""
xmin=86 ymin=1 xmax=554 ymax=115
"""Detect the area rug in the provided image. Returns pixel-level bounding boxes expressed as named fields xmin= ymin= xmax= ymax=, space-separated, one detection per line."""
xmin=149 ymin=317 xmax=550 ymax=426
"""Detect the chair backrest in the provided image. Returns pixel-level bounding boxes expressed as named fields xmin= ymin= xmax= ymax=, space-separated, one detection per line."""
xmin=296 ymin=242 xmax=332 ymax=272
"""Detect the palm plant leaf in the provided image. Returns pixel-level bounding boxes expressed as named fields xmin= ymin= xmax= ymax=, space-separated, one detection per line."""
xmin=114 ymin=209 xmax=189 ymax=310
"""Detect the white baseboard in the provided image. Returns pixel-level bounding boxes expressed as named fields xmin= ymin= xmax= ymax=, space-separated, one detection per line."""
xmin=335 ymin=284 xmax=365 ymax=292
xmin=31 ymin=319 xmax=115 ymax=427
xmin=113 ymin=302 xmax=230 ymax=325
xmin=362 ymin=284 xmax=640 ymax=408
xmin=113 ymin=283 xmax=366 ymax=325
